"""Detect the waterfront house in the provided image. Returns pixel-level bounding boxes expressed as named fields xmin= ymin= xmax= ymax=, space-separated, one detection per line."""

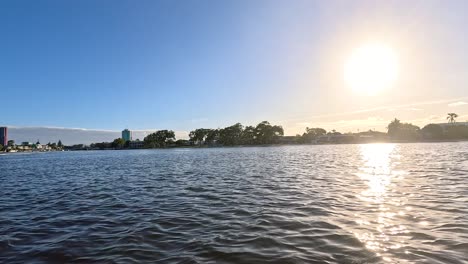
xmin=316 ymin=134 xmax=356 ymax=144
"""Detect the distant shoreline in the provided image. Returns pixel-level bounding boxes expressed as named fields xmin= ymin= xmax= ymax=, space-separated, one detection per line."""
xmin=25 ymin=139 xmax=468 ymax=153
xmin=3 ymin=140 xmax=468 ymax=155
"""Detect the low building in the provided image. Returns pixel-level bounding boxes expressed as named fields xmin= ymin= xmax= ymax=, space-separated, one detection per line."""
xmin=316 ymin=134 xmax=356 ymax=144
xmin=17 ymin=145 xmax=32 ymax=151
xmin=129 ymin=140 xmax=144 ymax=149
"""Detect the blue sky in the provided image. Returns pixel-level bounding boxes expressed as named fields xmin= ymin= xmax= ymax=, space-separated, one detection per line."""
xmin=2 ymin=0 xmax=468 ymax=141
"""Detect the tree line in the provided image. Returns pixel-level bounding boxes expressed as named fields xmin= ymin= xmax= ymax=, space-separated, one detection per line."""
xmin=189 ymin=121 xmax=284 ymax=146
xmin=84 ymin=113 xmax=468 ymax=150
xmin=388 ymin=113 xmax=468 ymax=141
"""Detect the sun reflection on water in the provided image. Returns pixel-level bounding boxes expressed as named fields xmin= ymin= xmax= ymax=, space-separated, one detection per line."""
xmin=354 ymin=144 xmax=410 ymax=262
xmin=357 ymin=144 xmax=395 ymax=202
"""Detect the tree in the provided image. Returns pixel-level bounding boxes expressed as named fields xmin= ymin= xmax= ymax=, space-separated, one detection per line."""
xmin=219 ymin=123 xmax=244 ymax=146
xmin=446 ymin=125 xmax=468 ymax=139
xmin=447 ymin=113 xmax=458 ymax=124
xmin=421 ymin=124 xmax=444 ymax=140
xmin=241 ymin=126 xmax=256 ymax=145
xmin=387 ymin=118 xmax=401 ymax=137
xmin=175 ymin=139 xmax=190 ymax=146
xmin=387 ymin=118 xmax=420 ymax=140
xmin=112 ymin=138 xmax=126 ymax=149
xmin=187 ymin=121 xmax=287 ymax=146
xmin=91 ymin=142 xmax=111 ymax=150
xmin=205 ymin=129 xmax=220 ymax=145
xmin=144 ymin=130 xmax=175 ymax=148
xmin=189 ymin=128 xmax=211 ymax=145
xmin=7 ymin=140 xmax=15 ymax=147
xmin=254 ymin=121 xmax=284 ymax=144
xmin=300 ymin=127 xmax=327 ymax=143
xmin=57 ymin=140 xmax=63 ymax=148
xmin=0 ymin=144 xmax=3 ymax=151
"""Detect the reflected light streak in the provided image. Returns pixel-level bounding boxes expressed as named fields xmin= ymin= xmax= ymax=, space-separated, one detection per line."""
xmin=353 ymin=144 xmax=410 ymax=262
xmin=357 ymin=144 xmax=395 ymax=203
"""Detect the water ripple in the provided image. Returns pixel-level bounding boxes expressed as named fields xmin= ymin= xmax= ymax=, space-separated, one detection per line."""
xmin=1 ymin=143 xmax=468 ymax=263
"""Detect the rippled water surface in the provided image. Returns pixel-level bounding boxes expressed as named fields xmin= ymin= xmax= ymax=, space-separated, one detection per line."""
xmin=1 ymin=143 xmax=468 ymax=263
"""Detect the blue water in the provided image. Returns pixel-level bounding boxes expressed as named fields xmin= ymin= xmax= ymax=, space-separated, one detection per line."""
xmin=1 ymin=143 xmax=467 ymax=263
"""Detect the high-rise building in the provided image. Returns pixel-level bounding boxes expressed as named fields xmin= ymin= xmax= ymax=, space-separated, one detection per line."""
xmin=122 ymin=129 xmax=132 ymax=142
xmin=0 ymin=127 xmax=7 ymax=146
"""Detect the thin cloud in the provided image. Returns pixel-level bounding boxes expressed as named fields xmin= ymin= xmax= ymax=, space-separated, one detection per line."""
xmin=448 ymin=101 xmax=468 ymax=107
xmin=275 ymin=96 xmax=468 ymax=123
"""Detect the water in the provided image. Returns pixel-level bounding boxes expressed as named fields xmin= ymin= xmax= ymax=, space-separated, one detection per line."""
xmin=1 ymin=143 xmax=467 ymax=263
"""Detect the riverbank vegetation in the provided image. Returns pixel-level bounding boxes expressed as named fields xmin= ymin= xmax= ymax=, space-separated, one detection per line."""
xmin=67 ymin=113 xmax=468 ymax=150
xmin=188 ymin=121 xmax=284 ymax=146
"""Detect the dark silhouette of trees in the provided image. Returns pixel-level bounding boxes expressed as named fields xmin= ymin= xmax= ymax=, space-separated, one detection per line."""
xmin=175 ymin=139 xmax=190 ymax=146
xmin=189 ymin=128 xmax=211 ymax=145
xmin=188 ymin=121 xmax=284 ymax=146
xmin=387 ymin=118 xmax=401 ymax=137
xmin=88 ymin=116 xmax=468 ymax=150
xmin=446 ymin=125 xmax=468 ymax=139
xmin=205 ymin=129 xmax=220 ymax=145
xmin=387 ymin=118 xmax=420 ymax=140
xmin=447 ymin=113 xmax=458 ymax=124
xmin=254 ymin=121 xmax=284 ymax=144
xmin=421 ymin=124 xmax=444 ymax=140
xmin=90 ymin=142 xmax=112 ymax=150
xmin=327 ymin=129 xmax=341 ymax=135
xmin=112 ymin=138 xmax=126 ymax=149
xmin=241 ymin=126 xmax=256 ymax=145
xmin=144 ymin=130 xmax=175 ymax=148
xmin=219 ymin=123 xmax=243 ymax=145
xmin=299 ymin=127 xmax=327 ymax=143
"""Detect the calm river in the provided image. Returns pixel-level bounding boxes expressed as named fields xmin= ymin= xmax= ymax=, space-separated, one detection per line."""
xmin=1 ymin=143 xmax=467 ymax=263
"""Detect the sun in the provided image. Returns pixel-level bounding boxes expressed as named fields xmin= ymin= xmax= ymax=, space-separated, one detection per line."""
xmin=344 ymin=43 xmax=398 ymax=95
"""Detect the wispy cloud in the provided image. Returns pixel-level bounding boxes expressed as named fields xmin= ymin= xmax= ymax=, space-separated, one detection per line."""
xmin=275 ymin=97 xmax=468 ymax=123
xmin=281 ymin=96 xmax=468 ymax=135
xmin=448 ymin=101 xmax=468 ymax=107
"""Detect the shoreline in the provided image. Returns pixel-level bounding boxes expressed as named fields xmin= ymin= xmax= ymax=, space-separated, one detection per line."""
xmin=2 ymin=139 xmax=467 ymax=154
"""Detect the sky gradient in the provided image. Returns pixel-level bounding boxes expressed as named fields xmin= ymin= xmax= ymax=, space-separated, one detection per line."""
xmin=2 ymin=0 xmax=468 ymax=143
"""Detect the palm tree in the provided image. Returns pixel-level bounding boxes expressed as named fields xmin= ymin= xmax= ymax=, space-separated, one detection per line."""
xmin=447 ymin=113 xmax=458 ymax=124
xmin=387 ymin=118 xmax=401 ymax=136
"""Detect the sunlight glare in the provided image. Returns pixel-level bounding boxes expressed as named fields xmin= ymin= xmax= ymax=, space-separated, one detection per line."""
xmin=353 ymin=144 xmax=410 ymax=261
xmin=344 ymin=43 xmax=398 ymax=96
